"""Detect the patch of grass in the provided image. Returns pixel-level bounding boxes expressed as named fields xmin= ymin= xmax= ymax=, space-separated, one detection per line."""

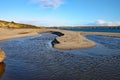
xmin=0 ymin=20 xmax=42 ymax=29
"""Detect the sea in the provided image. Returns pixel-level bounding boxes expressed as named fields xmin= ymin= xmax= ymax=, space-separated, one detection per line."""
xmin=60 ymin=27 xmax=120 ymax=33
xmin=0 ymin=28 xmax=120 ymax=80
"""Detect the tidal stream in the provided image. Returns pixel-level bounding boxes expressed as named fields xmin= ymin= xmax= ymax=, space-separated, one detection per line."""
xmin=0 ymin=33 xmax=120 ymax=80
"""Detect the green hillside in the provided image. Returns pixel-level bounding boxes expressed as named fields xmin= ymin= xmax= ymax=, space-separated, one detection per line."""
xmin=0 ymin=20 xmax=41 ymax=28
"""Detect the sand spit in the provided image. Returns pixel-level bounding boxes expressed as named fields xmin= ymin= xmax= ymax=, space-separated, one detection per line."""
xmin=47 ymin=29 xmax=96 ymax=50
xmin=47 ymin=29 xmax=120 ymax=50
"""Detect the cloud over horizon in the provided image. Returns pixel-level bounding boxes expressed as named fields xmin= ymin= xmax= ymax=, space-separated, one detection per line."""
xmin=15 ymin=18 xmax=120 ymax=27
xmin=32 ymin=0 xmax=63 ymax=8
xmin=88 ymin=20 xmax=120 ymax=26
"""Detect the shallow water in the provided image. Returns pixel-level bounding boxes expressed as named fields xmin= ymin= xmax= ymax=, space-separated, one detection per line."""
xmin=0 ymin=33 xmax=120 ymax=80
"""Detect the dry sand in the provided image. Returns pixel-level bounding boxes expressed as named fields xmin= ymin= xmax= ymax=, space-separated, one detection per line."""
xmin=46 ymin=29 xmax=96 ymax=50
xmin=46 ymin=29 xmax=120 ymax=50
xmin=0 ymin=28 xmax=46 ymax=41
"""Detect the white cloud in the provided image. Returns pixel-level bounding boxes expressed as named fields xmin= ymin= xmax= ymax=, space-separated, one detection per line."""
xmin=95 ymin=20 xmax=106 ymax=24
xmin=106 ymin=21 xmax=120 ymax=26
xmin=88 ymin=20 xmax=120 ymax=26
xmin=32 ymin=0 xmax=63 ymax=8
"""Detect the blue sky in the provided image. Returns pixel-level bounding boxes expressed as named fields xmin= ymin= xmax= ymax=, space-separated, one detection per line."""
xmin=0 ymin=0 xmax=120 ymax=26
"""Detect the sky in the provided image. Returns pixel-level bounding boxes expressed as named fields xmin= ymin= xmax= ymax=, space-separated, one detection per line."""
xmin=0 ymin=0 xmax=120 ymax=27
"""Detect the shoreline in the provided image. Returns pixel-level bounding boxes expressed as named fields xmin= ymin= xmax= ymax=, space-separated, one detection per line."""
xmin=47 ymin=29 xmax=96 ymax=50
xmin=0 ymin=28 xmax=120 ymax=50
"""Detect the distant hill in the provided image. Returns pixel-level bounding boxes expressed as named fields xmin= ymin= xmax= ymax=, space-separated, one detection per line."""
xmin=50 ymin=26 xmax=120 ymax=29
xmin=0 ymin=20 xmax=41 ymax=28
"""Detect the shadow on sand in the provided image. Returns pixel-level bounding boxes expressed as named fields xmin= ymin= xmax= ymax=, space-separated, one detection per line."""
xmin=0 ymin=62 xmax=6 ymax=79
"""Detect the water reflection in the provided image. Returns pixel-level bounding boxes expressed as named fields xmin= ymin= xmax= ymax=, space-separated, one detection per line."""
xmin=0 ymin=62 xmax=6 ymax=79
xmin=0 ymin=34 xmax=120 ymax=80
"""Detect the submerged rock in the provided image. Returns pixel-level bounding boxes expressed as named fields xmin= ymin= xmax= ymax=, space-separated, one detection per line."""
xmin=0 ymin=50 xmax=6 ymax=63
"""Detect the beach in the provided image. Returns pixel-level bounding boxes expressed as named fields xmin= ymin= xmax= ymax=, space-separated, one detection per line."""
xmin=0 ymin=28 xmax=96 ymax=50
xmin=0 ymin=28 xmax=120 ymax=50
xmin=1 ymin=0 xmax=120 ymax=79
xmin=0 ymin=33 xmax=120 ymax=80
xmin=46 ymin=29 xmax=96 ymax=50
xmin=0 ymin=28 xmax=46 ymax=41
xmin=0 ymin=27 xmax=120 ymax=80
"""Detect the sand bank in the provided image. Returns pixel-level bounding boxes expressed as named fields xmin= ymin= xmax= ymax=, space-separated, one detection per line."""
xmin=47 ymin=29 xmax=120 ymax=50
xmin=47 ymin=29 xmax=96 ymax=50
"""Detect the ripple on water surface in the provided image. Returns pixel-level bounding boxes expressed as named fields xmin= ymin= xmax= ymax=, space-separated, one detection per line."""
xmin=0 ymin=34 xmax=120 ymax=80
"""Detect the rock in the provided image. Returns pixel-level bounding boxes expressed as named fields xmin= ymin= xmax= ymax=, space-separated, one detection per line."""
xmin=0 ymin=50 xmax=6 ymax=63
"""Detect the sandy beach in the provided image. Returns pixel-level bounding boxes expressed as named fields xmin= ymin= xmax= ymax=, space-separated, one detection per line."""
xmin=0 ymin=28 xmax=46 ymax=41
xmin=0 ymin=28 xmax=120 ymax=50
xmin=46 ymin=29 xmax=96 ymax=50
xmin=0 ymin=31 xmax=120 ymax=80
xmin=46 ymin=29 xmax=120 ymax=50
xmin=0 ymin=28 xmax=96 ymax=50
xmin=0 ymin=27 xmax=120 ymax=80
